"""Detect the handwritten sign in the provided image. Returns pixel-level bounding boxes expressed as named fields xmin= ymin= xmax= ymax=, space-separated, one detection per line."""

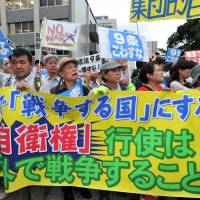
xmin=77 ymin=54 xmax=101 ymax=74
xmin=41 ymin=19 xmax=80 ymax=51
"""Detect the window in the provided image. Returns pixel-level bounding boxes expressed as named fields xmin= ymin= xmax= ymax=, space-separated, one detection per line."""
xmin=15 ymin=23 xmax=22 ymax=33
xmin=56 ymin=0 xmax=62 ymax=5
xmin=8 ymin=22 xmax=34 ymax=34
xmin=62 ymin=0 xmax=69 ymax=5
xmin=22 ymin=22 xmax=34 ymax=32
xmin=6 ymin=0 xmax=34 ymax=10
xmin=48 ymin=0 xmax=54 ymax=6
xmin=40 ymin=0 xmax=69 ymax=7
xmin=40 ymin=0 xmax=47 ymax=7
xmin=8 ymin=24 xmax=15 ymax=34
xmin=56 ymin=50 xmax=69 ymax=55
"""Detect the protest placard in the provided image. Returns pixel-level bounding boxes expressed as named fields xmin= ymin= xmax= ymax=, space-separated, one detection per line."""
xmin=7 ymin=39 xmax=16 ymax=50
xmin=35 ymin=32 xmax=41 ymax=50
xmin=41 ymin=19 xmax=80 ymax=51
xmin=0 ymin=31 xmax=13 ymax=59
xmin=166 ymin=48 xmax=181 ymax=63
xmin=184 ymin=50 xmax=200 ymax=64
xmin=77 ymin=54 xmax=101 ymax=74
xmin=130 ymin=0 xmax=200 ymax=22
xmin=98 ymin=27 xmax=149 ymax=62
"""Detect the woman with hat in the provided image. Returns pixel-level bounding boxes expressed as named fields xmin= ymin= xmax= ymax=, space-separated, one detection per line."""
xmin=50 ymin=57 xmax=89 ymax=96
xmin=92 ymin=61 xmax=135 ymax=95
xmin=91 ymin=61 xmax=135 ymax=200
xmin=50 ymin=57 xmax=91 ymax=200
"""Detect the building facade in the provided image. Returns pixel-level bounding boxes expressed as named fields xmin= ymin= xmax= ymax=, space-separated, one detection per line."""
xmin=95 ymin=16 xmax=117 ymax=29
xmin=147 ymin=41 xmax=158 ymax=58
xmin=0 ymin=0 xmax=98 ymax=60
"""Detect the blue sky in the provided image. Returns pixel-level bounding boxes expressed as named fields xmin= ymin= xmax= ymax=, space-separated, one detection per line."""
xmin=87 ymin=0 xmax=185 ymax=49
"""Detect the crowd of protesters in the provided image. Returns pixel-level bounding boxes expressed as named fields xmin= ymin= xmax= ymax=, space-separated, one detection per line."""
xmin=0 ymin=48 xmax=200 ymax=200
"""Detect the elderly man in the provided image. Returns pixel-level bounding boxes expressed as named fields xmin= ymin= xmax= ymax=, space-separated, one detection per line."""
xmin=43 ymin=54 xmax=60 ymax=91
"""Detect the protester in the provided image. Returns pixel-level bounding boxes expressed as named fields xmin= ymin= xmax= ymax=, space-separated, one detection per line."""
xmin=0 ymin=59 xmax=12 ymax=88
xmin=137 ymin=61 xmax=166 ymax=200
xmin=169 ymin=59 xmax=197 ymax=90
xmin=131 ymin=61 xmax=144 ymax=90
xmin=92 ymin=61 xmax=135 ymax=96
xmin=150 ymin=51 xmax=161 ymax=62
xmin=3 ymin=59 xmax=13 ymax=74
xmin=43 ymin=54 xmax=60 ymax=90
xmin=190 ymin=64 xmax=200 ymax=89
xmin=1 ymin=48 xmax=51 ymax=200
xmin=50 ymin=57 xmax=90 ymax=96
xmin=3 ymin=48 xmax=49 ymax=93
xmin=83 ymin=71 xmax=101 ymax=90
xmin=137 ymin=62 xmax=164 ymax=91
xmin=115 ymin=59 xmax=130 ymax=87
xmin=154 ymin=57 xmax=166 ymax=71
xmin=91 ymin=61 xmax=136 ymax=200
xmin=50 ymin=57 xmax=91 ymax=200
xmin=35 ymin=60 xmax=44 ymax=68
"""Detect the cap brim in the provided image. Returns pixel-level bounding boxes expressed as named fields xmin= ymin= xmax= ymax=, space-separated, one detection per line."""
xmin=100 ymin=65 xmax=123 ymax=72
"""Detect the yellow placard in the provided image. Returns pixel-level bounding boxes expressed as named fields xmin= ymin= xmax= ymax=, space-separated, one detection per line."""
xmin=130 ymin=0 xmax=200 ymax=22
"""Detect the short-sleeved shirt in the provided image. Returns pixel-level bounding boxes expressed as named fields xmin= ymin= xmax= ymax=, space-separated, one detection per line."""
xmin=50 ymin=82 xmax=89 ymax=96
xmin=3 ymin=73 xmax=50 ymax=93
xmin=170 ymin=81 xmax=190 ymax=91
xmin=137 ymin=84 xmax=162 ymax=91
xmin=44 ymin=75 xmax=61 ymax=91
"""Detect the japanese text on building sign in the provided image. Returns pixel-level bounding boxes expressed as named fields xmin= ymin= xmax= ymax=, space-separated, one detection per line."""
xmin=108 ymin=30 xmax=144 ymax=61
xmin=130 ymin=0 xmax=200 ymax=22
xmin=1 ymin=88 xmax=200 ymax=198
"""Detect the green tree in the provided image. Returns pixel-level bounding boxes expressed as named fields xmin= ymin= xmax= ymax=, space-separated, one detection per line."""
xmin=167 ymin=19 xmax=200 ymax=51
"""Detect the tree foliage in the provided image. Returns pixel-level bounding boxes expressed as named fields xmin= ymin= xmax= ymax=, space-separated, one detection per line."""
xmin=167 ymin=19 xmax=200 ymax=51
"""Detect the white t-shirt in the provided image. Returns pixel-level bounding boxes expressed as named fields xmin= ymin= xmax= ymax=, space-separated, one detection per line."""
xmin=170 ymin=81 xmax=190 ymax=91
